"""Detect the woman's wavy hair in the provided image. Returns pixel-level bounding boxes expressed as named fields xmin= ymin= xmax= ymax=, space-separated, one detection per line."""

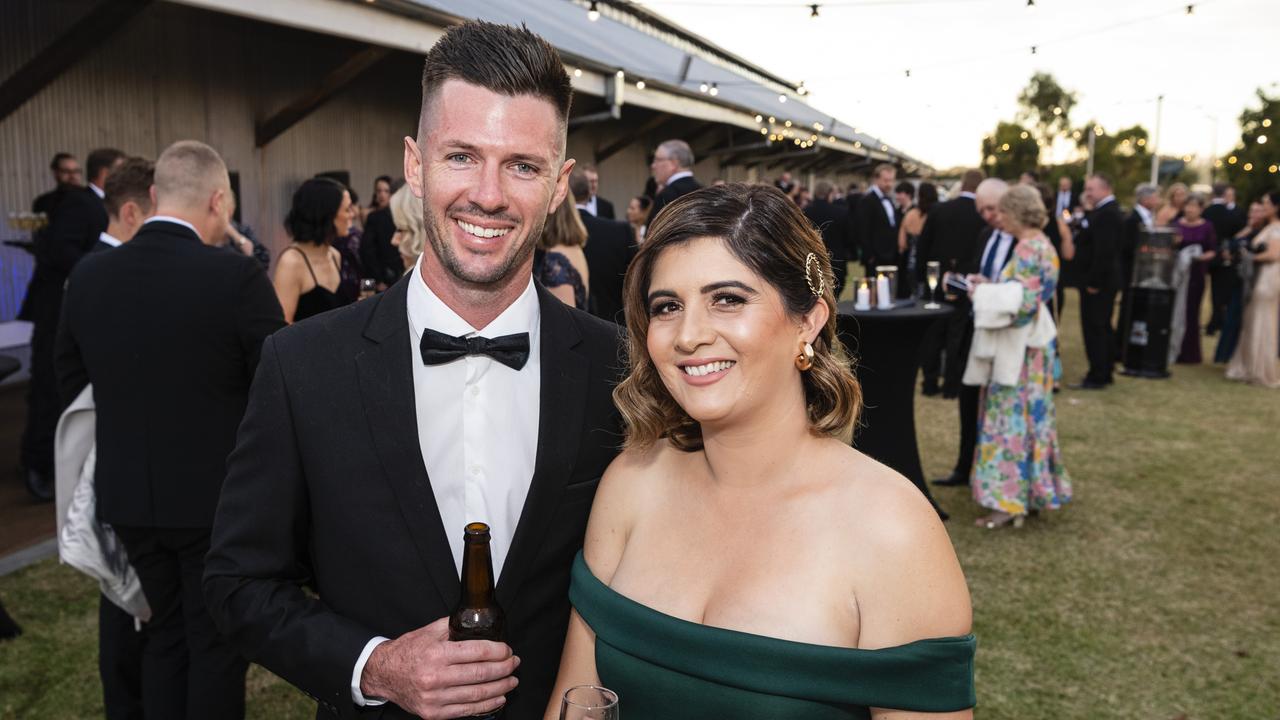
xmin=614 ymin=182 xmax=861 ymax=451
xmin=285 ymin=177 xmax=346 ymax=246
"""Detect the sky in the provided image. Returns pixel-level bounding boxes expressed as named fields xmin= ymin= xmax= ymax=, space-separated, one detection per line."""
xmin=635 ymin=0 xmax=1279 ymax=170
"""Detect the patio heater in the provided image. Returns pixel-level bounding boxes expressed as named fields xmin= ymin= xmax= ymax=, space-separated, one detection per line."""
xmin=1120 ymin=226 xmax=1177 ymax=378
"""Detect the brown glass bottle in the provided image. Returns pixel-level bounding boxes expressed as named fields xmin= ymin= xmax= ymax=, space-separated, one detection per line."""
xmin=449 ymin=522 xmax=506 ymax=643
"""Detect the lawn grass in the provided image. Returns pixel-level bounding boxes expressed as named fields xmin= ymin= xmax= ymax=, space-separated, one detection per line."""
xmin=1 ymin=288 xmax=1277 ymax=719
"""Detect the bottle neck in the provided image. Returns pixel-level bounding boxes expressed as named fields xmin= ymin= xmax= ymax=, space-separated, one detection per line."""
xmin=459 ymin=539 xmax=497 ymax=607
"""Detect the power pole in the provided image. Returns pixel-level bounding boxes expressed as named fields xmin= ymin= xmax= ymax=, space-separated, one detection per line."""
xmin=1086 ymin=124 xmax=1097 ymax=176
xmin=1150 ymin=94 xmax=1164 ymax=185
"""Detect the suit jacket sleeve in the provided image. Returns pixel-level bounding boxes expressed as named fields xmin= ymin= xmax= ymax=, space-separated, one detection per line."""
xmin=204 ymin=334 xmax=375 ymax=713
xmin=235 ymin=261 xmax=286 ymax=378
xmin=647 ymin=189 xmax=668 ymax=228
xmin=855 ymin=196 xmax=875 ymax=264
xmin=53 ymin=270 xmax=88 ymax=409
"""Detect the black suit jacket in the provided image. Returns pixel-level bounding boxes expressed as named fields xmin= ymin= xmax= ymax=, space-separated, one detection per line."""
xmin=648 ymin=175 xmax=702 ymax=226
xmin=1203 ymin=202 xmax=1245 ymax=267
xmin=972 ymin=227 xmax=1018 ymax=279
xmin=916 ymin=195 xmax=985 ymax=281
xmin=855 ymin=188 xmax=900 ymax=267
xmin=360 ymin=207 xmax=402 ymax=287
xmin=579 ymin=208 xmax=637 ymax=325
xmin=803 ymin=198 xmax=853 ymax=263
xmin=1075 ymin=199 xmax=1125 ymax=291
xmin=594 ymin=195 xmax=615 ymax=220
xmin=54 ymin=220 xmax=285 ymax=528
xmin=20 ymin=187 xmax=107 ymax=322
xmin=1121 ymin=209 xmax=1147 ymax=287
xmin=203 ymin=275 xmax=625 ymax=719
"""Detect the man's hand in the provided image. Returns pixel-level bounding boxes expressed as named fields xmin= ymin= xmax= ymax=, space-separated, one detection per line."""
xmin=360 ymin=617 xmax=519 ymax=719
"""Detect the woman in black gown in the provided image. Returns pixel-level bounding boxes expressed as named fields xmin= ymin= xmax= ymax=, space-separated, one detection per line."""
xmin=272 ymin=178 xmax=353 ymax=323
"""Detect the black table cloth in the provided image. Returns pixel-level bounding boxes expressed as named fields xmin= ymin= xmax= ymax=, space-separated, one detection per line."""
xmin=836 ymin=300 xmax=953 ymax=516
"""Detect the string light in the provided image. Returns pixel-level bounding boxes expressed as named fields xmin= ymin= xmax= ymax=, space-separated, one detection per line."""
xmin=1027 ymin=0 xmax=1034 ymax=5
xmin=1228 ymin=155 xmax=1238 ymax=164
xmin=1020 ymin=131 xmax=1029 ymax=139
xmin=1270 ymin=165 xmax=1278 ymax=174
xmin=635 ymin=79 xmax=646 ymax=89
xmin=1243 ymin=162 xmax=1253 ymax=171
xmin=1030 ymin=46 xmax=1037 ymax=55
xmin=699 ymin=82 xmax=709 ymax=93
xmin=588 ymin=0 xmax=600 ymax=22
xmin=768 ymin=116 xmax=776 ymax=123
xmin=1185 ymin=3 xmax=1194 ymax=14
xmin=754 ymin=114 xmax=764 ymax=123
xmin=1001 ymin=143 xmax=1010 ymax=151
xmin=810 ymin=3 xmax=819 ymax=17
xmin=785 ymin=120 xmax=792 ymax=127
xmin=709 ymin=82 xmax=719 ymax=96
xmin=573 ymin=68 xmax=582 ymax=78
xmin=1137 ymin=138 xmax=1146 ymax=146
xmin=761 ymin=127 xmax=769 ymax=135
xmin=1053 ymin=106 xmax=1062 ymax=116
xmin=779 ymin=94 xmax=787 ymax=103
xmin=616 ymin=70 xmax=625 ymax=79
xmin=905 ymin=69 xmax=911 ymax=78
xmin=1263 ymin=119 xmax=1273 ymax=128
xmin=829 ymin=135 xmax=836 ymax=142
xmin=1258 ymin=135 xmax=1268 ymax=144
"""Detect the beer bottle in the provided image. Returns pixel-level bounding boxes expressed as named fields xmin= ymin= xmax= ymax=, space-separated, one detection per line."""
xmin=449 ymin=522 xmax=506 ymax=643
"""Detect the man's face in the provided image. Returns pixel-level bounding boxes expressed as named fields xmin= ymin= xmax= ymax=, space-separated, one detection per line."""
xmin=405 ymin=79 xmax=571 ymax=289
xmin=1083 ymin=177 xmax=1106 ymax=206
xmin=651 ymin=148 xmax=678 ymax=185
xmin=875 ymin=168 xmax=895 ymax=194
xmin=1140 ymin=192 xmax=1161 ymax=211
xmin=1224 ymin=187 xmax=1237 ymax=205
xmin=54 ymin=159 xmax=82 ymax=187
xmin=895 ymin=191 xmax=912 ymax=209
xmin=1059 ymin=177 xmax=1072 ymax=193
xmin=585 ymin=169 xmax=599 ymax=197
xmin=978 ymin=195 xmax=1003 ymax=228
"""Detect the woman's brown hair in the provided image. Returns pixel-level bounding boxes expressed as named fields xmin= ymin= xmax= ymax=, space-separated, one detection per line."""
xmin=614 ymin=182 xmax=861 ymax=451
xmin=541 ymin=197 xmax=588 ymax=249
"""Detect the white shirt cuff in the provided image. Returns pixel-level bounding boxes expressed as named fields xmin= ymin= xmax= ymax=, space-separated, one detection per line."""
xmin=351 ymin=636 xmax=390 ymax=706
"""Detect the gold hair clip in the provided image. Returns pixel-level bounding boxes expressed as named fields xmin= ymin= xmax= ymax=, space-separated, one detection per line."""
xmin=804 ymin=252 xmax=825 ymax=297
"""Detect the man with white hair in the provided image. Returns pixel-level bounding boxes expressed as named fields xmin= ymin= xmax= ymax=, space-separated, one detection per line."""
xmin=1072 ymin=173 xmax=1124 ymax=389
xmin=56 ymin=140 xmax=284 ymax=718
xmin=647 ymin=138 xmax=701 ymax=225
xmin=1119 ymin=183 xmax=1162 ymax=342
xmin=934 ymin=178 xmax=1011 ymax=489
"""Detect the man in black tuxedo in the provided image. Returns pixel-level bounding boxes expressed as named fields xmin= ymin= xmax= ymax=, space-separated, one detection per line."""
xmin=1072 ymin=173 xmax=1124 ymax=389
xmin=1204 ymin=182 xmax=1247 ymax=335
xmin=1119 ymin=183 xmax=1160 ymax=351
xmin=855 ymin=163 xmax=901 ymax=275
xmin=571 ymin=169 xmax=636 ymax=324
xmin=361 ymin=179 xmax=408 ymax=289
xmin=581 ymin=165 xmax=614 ymax=219
xmin=56 ymin=141 xmax=283 ymax=718
xmin=933 ymin=179 xmax=1013 ymax=487
xmin=20 ymin=147 xmax=124 ymax=501
xmin=803 ymin=180 xmax=853 ymax=298
xmin=31 ymin=152 xmax=83 ymax=216
xmin=205 ymin=22 xmax=624 ymax=720
xmin=1052 ymin=175 xmax=1079 ymax=220
xmin=917 ymin=169 xmax=986 ymax=396
xmin=647 ymin=139 xmax=701 ymax=226
xmin=59 ymin=156 xmax=154 ymax=720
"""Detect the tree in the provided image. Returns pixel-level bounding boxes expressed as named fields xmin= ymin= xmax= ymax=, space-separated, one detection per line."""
xmin=1066 ymin=122 xmax=1155 ymax=203
xmin=1221 ymin=88 xmax=1280 ymax=203
xmin=981 ymin=121 xmax=1040 ymax=180
xmin=1016 ymin=72 xmax=1078 ymax=160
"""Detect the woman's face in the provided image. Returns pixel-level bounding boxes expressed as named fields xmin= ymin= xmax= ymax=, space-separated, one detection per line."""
xmin=644 ymin=236 xmax=818 ymax=431
xmin=375 ymin=180 xmax=391 ymax=208
xmin=1247 ymin=201 xmax=1266 ymax=227
xmin=1261 ymin=194 xmax=1278 ymax=221
xmin=1171 ymin=187 xmax=1188 ymax=207
xmin=995 ymin=207 xmax=1022 ymax=235
xmin=334 ymin=191 xmax=353 ymax=237
xmin=626 ymin=198 xmax=645 ymax=225
xmin=1183 ymin=199 xmax=1203 ymax=221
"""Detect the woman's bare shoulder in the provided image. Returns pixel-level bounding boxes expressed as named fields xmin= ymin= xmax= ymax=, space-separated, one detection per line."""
xmin=584 ymin=441 xmax=686 ymax=580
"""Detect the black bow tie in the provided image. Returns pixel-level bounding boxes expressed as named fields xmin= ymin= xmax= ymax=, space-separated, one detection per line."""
xmin=419 ymin=327 xmax=530 ymax=371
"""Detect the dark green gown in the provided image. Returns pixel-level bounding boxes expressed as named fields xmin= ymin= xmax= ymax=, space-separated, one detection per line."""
xmin=570 ymin=552 xmax=975 ymax=719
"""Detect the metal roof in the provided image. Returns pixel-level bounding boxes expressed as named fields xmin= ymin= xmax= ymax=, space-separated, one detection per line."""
xmin=407 ymin=0 xmax=927 ymax=170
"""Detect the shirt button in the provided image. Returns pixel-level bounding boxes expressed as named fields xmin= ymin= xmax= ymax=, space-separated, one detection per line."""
xmin=471 ymin=386 xmax=480 ymax=397
xmin=471 ymin=466 xmax=481 ymax=476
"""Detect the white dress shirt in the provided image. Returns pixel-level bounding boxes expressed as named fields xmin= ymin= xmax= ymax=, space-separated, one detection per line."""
xmin=979 ymin=230 xmax=1015 ymax=281
xmin=582 ymin=196 xmax=598 ymax=216
xmin=664 ymin=170 xmax=693 ymax=186
xmin=351 ymin=255 xmax=542 ymax=706
xmin=98 ymin=232 xmax=121 ymax=248
xmin=1135 ymin=204 xmax=1155 ymax=230
xmin=144 ymin=215 xmax=202 ymax=241
xmin=1056 ymin=190 xmax=1072 ymax=217
xmin=89 ymin=183 xmax=105 ymax=199
xmin=870 ymin=186 xmax=896 ymax=227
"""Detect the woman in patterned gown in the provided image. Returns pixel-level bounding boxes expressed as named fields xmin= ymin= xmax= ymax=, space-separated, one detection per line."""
xmin=970 ymin=185 xmax=1072 ymax=529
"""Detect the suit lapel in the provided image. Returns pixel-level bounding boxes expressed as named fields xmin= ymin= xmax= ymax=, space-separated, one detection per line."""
xmin=496 ymin=286 xmax=588 ymax=608
xmin=355 ymin=276 xmax=459 ymax=609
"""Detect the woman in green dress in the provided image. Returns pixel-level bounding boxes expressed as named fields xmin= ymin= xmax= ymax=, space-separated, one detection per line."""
xmin=546 ymin=183 xmax=976 ymax=719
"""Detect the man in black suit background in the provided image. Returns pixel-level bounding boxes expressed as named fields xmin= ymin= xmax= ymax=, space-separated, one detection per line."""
xmin=204 ymin=22 xmax=624 ymax=720
xmin=1072 ymin=173 xmax=1124 ymax=389
xmin=917 ymin=169 xmax=986 ymax=397
xmin=59 ymin=155 xmax=155 ymax=720
xmin=580 ymin=165 xmax=614 ymax=219
xmin=20 ymin=147 xmax=124 ymax=501
xmin=933 ymin=179 xmax=1014 ymax=488
xmin=1052 ymin=175 xmax=1079 ymax=220
xmin=803 ymin=180 xmax=853 ymax=298
xmin=31 ymin=152 xmax=83 ymax=216
xmin=855 ymin=163 xmax=901 ymax=275
xmin=56 ymin=140 xmax=284 ymax=718
xmin=362 ymin=178 xmax=409 ymax=289
xmin=571 ymin=169 xmax=635 ymax=324
xmin=1204 ymin=182 xmax=1247 ymax=335
xmin=647 ymin=139 xmax=701 ymax=225
xmin=1119 ymin=183 xmax=1160 ymax=350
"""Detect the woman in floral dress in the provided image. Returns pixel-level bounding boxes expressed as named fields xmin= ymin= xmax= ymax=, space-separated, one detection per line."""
xmin=971 ymin=185 xmax=1072 ymax=529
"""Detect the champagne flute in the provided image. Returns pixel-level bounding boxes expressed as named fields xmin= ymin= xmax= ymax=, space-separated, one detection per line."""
xmin=560 ymin=685 xmax=619 ymax=720
xmin=924 ymin=261 xmax=941 ymax=309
